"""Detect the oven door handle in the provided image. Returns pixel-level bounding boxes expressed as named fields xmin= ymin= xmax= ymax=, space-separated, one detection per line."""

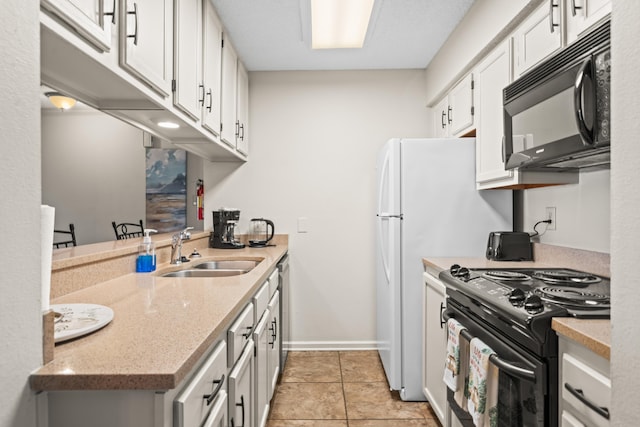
xmin=443 ymin=312 xmax=537 ymax=382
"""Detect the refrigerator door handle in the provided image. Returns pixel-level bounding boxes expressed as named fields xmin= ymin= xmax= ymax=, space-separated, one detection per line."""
xmin=377 ymin=216 xmax=392 ymax=284
xmin=377 ymin=213 xmax=403 ymax=219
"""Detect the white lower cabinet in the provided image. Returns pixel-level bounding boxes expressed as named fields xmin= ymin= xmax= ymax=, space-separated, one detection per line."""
xmin=253 ymin=311 xmax=270 ymax=427
xmin=267 ymin=290 xmax=281 ymax=399
xmin=559 ymin=336 xmax=611 ymax=427
xmin=422 ymin=271 xmax=447 ymax=426
xmin=202 ymin=391 xmax=228 ymax=427
xmin=229 ymin=341 xmax=255 ymax=427
xmin=174 ymin=341 xmax=227 ymax=427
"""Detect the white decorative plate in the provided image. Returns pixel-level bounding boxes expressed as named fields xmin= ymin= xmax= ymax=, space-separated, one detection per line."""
xmin=51 ymin=303 xmax=114 ymax=343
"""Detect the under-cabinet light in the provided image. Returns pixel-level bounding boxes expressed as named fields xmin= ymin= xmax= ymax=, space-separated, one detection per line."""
xmin=157 ymin=121 xmax=180 ymax=129
xmin=45 ymin=92 xmax=76 ymax=111
xmin=311 ymin=0 xmax=374 ymax=49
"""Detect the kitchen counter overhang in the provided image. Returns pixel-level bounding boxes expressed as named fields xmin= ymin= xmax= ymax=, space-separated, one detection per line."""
xmin=30 ymin=238 xmax=288 ymax=391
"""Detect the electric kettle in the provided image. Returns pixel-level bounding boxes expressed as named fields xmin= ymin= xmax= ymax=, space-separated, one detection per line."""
xmin=248 ymin=218 xmax=275 ymax=247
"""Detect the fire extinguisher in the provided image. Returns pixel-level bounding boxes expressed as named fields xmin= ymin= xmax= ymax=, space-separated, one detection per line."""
xmin=196 ymin=179 xmax=204 ymax=221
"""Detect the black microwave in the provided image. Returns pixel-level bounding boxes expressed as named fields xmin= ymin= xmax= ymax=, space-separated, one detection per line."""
xmin=503 ymin=18 xmax=610 ymax=170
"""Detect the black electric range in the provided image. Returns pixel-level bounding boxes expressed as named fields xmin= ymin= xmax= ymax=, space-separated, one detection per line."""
xmin=439 ymin=265 xmax=610 ymax=427
xmin=439 ymin=264 xmax=610 ymax=356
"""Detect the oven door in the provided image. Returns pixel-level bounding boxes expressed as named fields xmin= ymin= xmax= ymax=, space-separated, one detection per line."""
xmin=444 ymin=299 xmax=557 ymax=427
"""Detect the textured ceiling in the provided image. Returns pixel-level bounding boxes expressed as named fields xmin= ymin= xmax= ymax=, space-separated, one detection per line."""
xmin=211 ymin=0 xmax=476 ymax=71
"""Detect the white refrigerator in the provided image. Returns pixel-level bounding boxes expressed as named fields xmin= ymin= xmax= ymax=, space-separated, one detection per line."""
xmin=375 ymin=138 xmax=513 ymax=401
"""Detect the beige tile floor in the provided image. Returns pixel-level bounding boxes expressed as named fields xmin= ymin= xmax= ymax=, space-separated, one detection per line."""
xmin=267 ymin=351 xmax=442 ymax=427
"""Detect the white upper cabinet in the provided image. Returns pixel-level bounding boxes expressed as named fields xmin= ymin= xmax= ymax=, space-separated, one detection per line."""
xmin=565 ymin=0 xmax=611 ymax=45
xmin=174 ymin=0 xmax=223 ymax=136
xmin=119 ymin=0 xmax=173 ymax=97
xmin=236 ymin=61 xmax=249 ymax=156
xmin=475 ymin=40 xmax=514 ymax=188
xmin=220 ymin=37 xmax=238 ymax=149
xmin=432 ymin=74 xmax=474 ymax=138
xmin=202 ymin=1 xmax=223 ymax=136
xmin=173 ymin=0 xmax=202 ymax=120
xmin=448 ymin=74 xmax=474 ymax=136
xmin=41 ymin=0 xmax=114 ymax=52
xmin=513 ymin=1 xmax=563 ymax=78
xmin=432 ymin=96 xmax=450 ymax=139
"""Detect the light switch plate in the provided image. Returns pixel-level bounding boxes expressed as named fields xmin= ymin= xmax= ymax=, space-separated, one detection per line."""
xmin=297 ymin=217 xmax=308 ymax=233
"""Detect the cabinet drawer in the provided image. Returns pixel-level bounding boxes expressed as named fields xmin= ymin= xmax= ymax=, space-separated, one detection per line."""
xmin=561 ymin=410 xmax=586 ymax=427
xmin=562 ymin=353 xmax=611 ymax=426
xmin=268 ymin=269 xmax=279 ymax=297
xmin=228 ymin=303 xmax=254 ymax=366
xmin=202 ymin=390 xmax=227 ymax=427
xmin=174 ymin=340 xmax=227 ymax=427
xmin=253 ymin=281 xmax=269 ymax=323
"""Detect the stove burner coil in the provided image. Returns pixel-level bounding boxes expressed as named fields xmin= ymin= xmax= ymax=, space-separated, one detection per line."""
xmin=536 ymin=286 xmax=610 ymax=307
xmin=483 ymin=270 xmax=530 ymax=281
xmin=532 ymin=270 xmax=601 ymax=286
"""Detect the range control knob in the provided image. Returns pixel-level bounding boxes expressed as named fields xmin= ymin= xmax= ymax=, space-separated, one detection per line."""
xmin=450 ymin=264 xmax=470 ymax=281
xmin=524 ymin=295 xmax=544 ymax=313
xmin=508 ymin=288 xmax=526 ymax=306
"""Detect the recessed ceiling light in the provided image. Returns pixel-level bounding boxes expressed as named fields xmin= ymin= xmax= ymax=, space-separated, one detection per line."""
xmin=311 ymin=0 xmax=374 ymax=49
xmin=157 ymin=121 xmax=180 ymax=129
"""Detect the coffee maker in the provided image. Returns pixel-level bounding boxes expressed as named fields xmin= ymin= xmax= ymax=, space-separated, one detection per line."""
xmin=210 ymin=209 xmax=245 ymax=249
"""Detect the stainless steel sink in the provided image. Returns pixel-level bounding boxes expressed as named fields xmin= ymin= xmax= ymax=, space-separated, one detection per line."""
xmin=159 ymin=259 xmax=261 ymax=278
xmin=161 ymin=269 xmax=247 ymax=278
xmin=193 ymin=260 xmax=260 ymax=271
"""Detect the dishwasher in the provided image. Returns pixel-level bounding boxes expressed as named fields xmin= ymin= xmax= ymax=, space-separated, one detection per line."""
xmin=277 ymin=254 xmax=290 ymax=377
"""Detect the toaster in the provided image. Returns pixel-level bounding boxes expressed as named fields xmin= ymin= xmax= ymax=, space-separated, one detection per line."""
xmin=486 ymin=231 xmax=533 ymax=261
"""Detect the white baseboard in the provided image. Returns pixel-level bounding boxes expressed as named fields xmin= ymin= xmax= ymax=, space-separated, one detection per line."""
xmin=285 ymin=341 xmax=378 ymax=352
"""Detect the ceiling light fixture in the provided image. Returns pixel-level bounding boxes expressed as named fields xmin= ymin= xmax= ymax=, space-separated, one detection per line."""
xmin=157 ymin=121 xmax=180 ymax=129
xmin=45 ymin=92 xmax=77 ymax=111
xmin=311 ymin=0 xmax=374 ymax=49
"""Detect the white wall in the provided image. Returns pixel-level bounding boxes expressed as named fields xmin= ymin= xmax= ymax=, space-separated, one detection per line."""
xmin=611 ymin=1 xmax=640 ymax=424
xmin=0 ymin=0 xmax=41 ymax=426
xmin=522 ymin=169 xmax=610 ymax=252
xmin=204 ymin=70 xmax=430 ymax=348
xmin=41 ymin=109 xmax=146 ymax=245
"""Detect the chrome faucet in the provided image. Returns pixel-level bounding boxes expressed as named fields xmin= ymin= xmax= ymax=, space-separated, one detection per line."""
xmin=170 ymin=227 xmax=194 ymax=265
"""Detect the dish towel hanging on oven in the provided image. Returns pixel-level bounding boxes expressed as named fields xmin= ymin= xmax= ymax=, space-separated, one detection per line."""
xmin=467 ymin=337 xmax=499 ymax=427
xmin=443 ymin=318 xmax=466 ymax=391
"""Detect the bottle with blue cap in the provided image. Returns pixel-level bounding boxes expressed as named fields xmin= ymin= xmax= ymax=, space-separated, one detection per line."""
xmin=136 ymin=229 xmax=157 ymax=272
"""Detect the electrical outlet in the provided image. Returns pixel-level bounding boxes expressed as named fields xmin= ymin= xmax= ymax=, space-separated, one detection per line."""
xmin=545 ymin=207 xmax=556 ymax=230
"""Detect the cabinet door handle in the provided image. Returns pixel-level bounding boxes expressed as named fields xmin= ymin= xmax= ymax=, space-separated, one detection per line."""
xmin=268 ymin=317 xmax=278 ymax=347
xmin=571 ymin=0 xmax=582 ymax=16
xmin=239 ymin=124 xmax=245 ymax=141
xmin=441 ymin=111 xmax=446 ymax=129
xmin=447 ymin=106 xmax=452 ymax=124
xmin=439 ymin=303 xmax=446 ymax=329
xmin=206 ymin=89 xmax=213 ymax=112
xmin=549 ymin=0 xmax=559 ymax=33
xmin=104 ymin=0 xmax=116 ymax=24
xmin=127 ymin=2 xmax=138 ymax=45
xmin=235 ymin=395 xmax=246 ymax=427
xmin=199 ymin=84 xmax=205 ymax=106
xmin=241 ymin=326 xmax=252 ymax=339
xmin=235 ymin=120 xmax=240 ymax=137
xmin=203 ymin=374 xmax=225 ymax=405
xmin=564 ymin=383 xmax=610 ymax=419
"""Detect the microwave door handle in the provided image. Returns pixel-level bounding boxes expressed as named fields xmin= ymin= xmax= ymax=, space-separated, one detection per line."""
xmin=575 ymin=57 xmax=595 ymax=146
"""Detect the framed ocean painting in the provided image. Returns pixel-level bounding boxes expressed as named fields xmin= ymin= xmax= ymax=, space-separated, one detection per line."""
xmin=145 ymin=148 xmax=187 ymax=232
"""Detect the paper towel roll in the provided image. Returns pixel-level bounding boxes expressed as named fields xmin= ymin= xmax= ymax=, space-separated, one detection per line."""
xmin=41 ymin=205 xmax=55 ymax=312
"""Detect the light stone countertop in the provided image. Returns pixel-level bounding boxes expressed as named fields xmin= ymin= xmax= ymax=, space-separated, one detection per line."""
xmin=423 ymin=252 xmax=611 ymax=361
xmin=30 ymin=239 xmax=288 ymax=391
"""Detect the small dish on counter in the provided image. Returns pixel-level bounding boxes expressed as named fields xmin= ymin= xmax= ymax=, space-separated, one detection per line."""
xmin=51 ymin=303 xmax=114 ymax=343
